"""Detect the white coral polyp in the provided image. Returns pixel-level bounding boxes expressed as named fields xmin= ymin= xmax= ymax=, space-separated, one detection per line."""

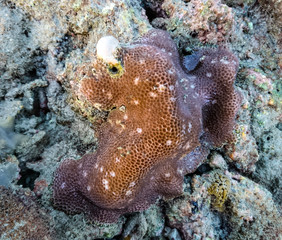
xmin=96 ymin=36 xmax=119 ymax=65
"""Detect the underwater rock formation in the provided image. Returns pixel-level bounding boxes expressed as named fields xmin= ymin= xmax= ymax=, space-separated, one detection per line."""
xmin=165 ymin=170 xmax=282 ymax=239
xmin=53 ymin=29 xmax=241 ymax=222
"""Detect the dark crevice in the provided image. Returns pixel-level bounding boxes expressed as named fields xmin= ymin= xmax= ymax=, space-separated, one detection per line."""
xmin=26 ymin=68 xmax=37 ymax=78
xmin=53 ymin=34 xmax=74 ymax=67
xmin=32 ymin=87 xmax=50 ymax=117
xmin=17 ymin=162 xmax=40 ymax=190
xmin=194 ymin=163 xmax=213 ymax=175
xmin=23 ymin=29 xmax=29 ymax=37
xmin=190 ymin=31 xmax=198 ymax=38
xmin=276 ymin=122 xmax=282 ymax=131
xmin=19 ymin=49 xmax=47 ymax=82
xmin=141 ymin=0 xmax=168 ymax=23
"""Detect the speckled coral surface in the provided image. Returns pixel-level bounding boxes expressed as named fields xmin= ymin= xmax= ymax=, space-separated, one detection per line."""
xmin=53 ymin=29 xmax=241 ymax=222
xmin=0 ymin=187 xmax=54 ymax=240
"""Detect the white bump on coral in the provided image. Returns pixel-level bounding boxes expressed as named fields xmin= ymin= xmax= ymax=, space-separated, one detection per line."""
xmin=102 ymin=179 xmax=109 ymax=190
xmin=129 ymin=182 xmax=135 ymax=187
xmin=149 ymin=92 xmax=158 ymax=98
xmin=96 ymin=36 xmax=120 ymax=64
xmin=165 ymin=173 xmax=171 ymax=178
xmin=134 ymin=77 xmax=140 ymax=85
xmin=166 ymin=140 xmax=172 ymax=146
xmin=126 ymin=190 xmax=132 ymax=196
xmin=206 ymin=72 xmax=212 ymax=77
xmin=158 ymin=84 xmax=166 ymax=92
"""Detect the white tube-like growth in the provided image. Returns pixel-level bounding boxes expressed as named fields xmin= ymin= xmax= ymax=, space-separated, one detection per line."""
xmin=96 ymin=36 xmax=120 ymax=65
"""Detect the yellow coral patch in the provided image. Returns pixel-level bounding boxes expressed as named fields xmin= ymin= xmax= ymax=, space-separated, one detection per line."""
xmin=208 ymin=173 xmax=231 ymax=211
xmin=107 ymin=61 xmax=124 ymax=78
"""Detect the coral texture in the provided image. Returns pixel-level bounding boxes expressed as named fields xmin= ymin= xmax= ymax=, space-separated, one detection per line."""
xmin=158 ymin=0 xmax=235 ymax=43
xmin=53 ymin=29 xmax=241 ymax=222
xmin=208 ymin=173 xmax=231 ymax=211
xmin=0 ymin=187 xmax=54 ymax=240
xmin=166 ymin=170 xmax=282 ymax=240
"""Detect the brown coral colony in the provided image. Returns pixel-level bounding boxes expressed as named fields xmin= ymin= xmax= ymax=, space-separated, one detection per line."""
xmin=53 ymin=29 xmax=241 ymax=222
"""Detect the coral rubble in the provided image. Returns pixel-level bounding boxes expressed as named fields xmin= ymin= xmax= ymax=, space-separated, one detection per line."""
xmin=166 ymin=170 xmax=282 ymax=240
xmin=0 ymin=187 xmax=54 ymax=240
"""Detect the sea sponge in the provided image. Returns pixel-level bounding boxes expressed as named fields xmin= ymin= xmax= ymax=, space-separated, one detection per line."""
xmin=208 ymin=173 xmax=231 ymax=211
xmin=53 ymin=29 xmax=241 ymax=222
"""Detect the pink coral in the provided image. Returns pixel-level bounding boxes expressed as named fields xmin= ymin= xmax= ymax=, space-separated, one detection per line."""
xmin=53 ymin=29 xmax=241 ymax=222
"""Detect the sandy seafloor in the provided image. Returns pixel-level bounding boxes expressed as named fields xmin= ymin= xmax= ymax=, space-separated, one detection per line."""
xmin=0 ymin=0 xmax=281 ymax=239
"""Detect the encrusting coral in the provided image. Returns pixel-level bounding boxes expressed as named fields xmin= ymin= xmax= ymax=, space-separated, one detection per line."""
xmin=53 ymin=29 xmax=241 ymax=222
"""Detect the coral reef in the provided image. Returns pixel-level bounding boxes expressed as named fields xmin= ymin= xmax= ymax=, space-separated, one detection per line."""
xmin=152 ymin=0 xmax=235 ymax=43
xmin=0 ymin=3 xmax=35 ymax=80
xmin=53 ymin=29 xmax=241 ymax=222
xmin=121 ymin=204 xmax=165 ymax=239
xmin=0 ymin=186 xmax=54 ymax=240
xmin=257 ymin=0 xmax=282 ymax=38
xmin=227 ymin=173 xmax=282 ymax=240
xmin=0 ymin=0 xmax=148 ymax=238
xmin=166 ymin=170 xmax=282 ymax=240
xmin=0 ymin=0 xmax=281 ymax=238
